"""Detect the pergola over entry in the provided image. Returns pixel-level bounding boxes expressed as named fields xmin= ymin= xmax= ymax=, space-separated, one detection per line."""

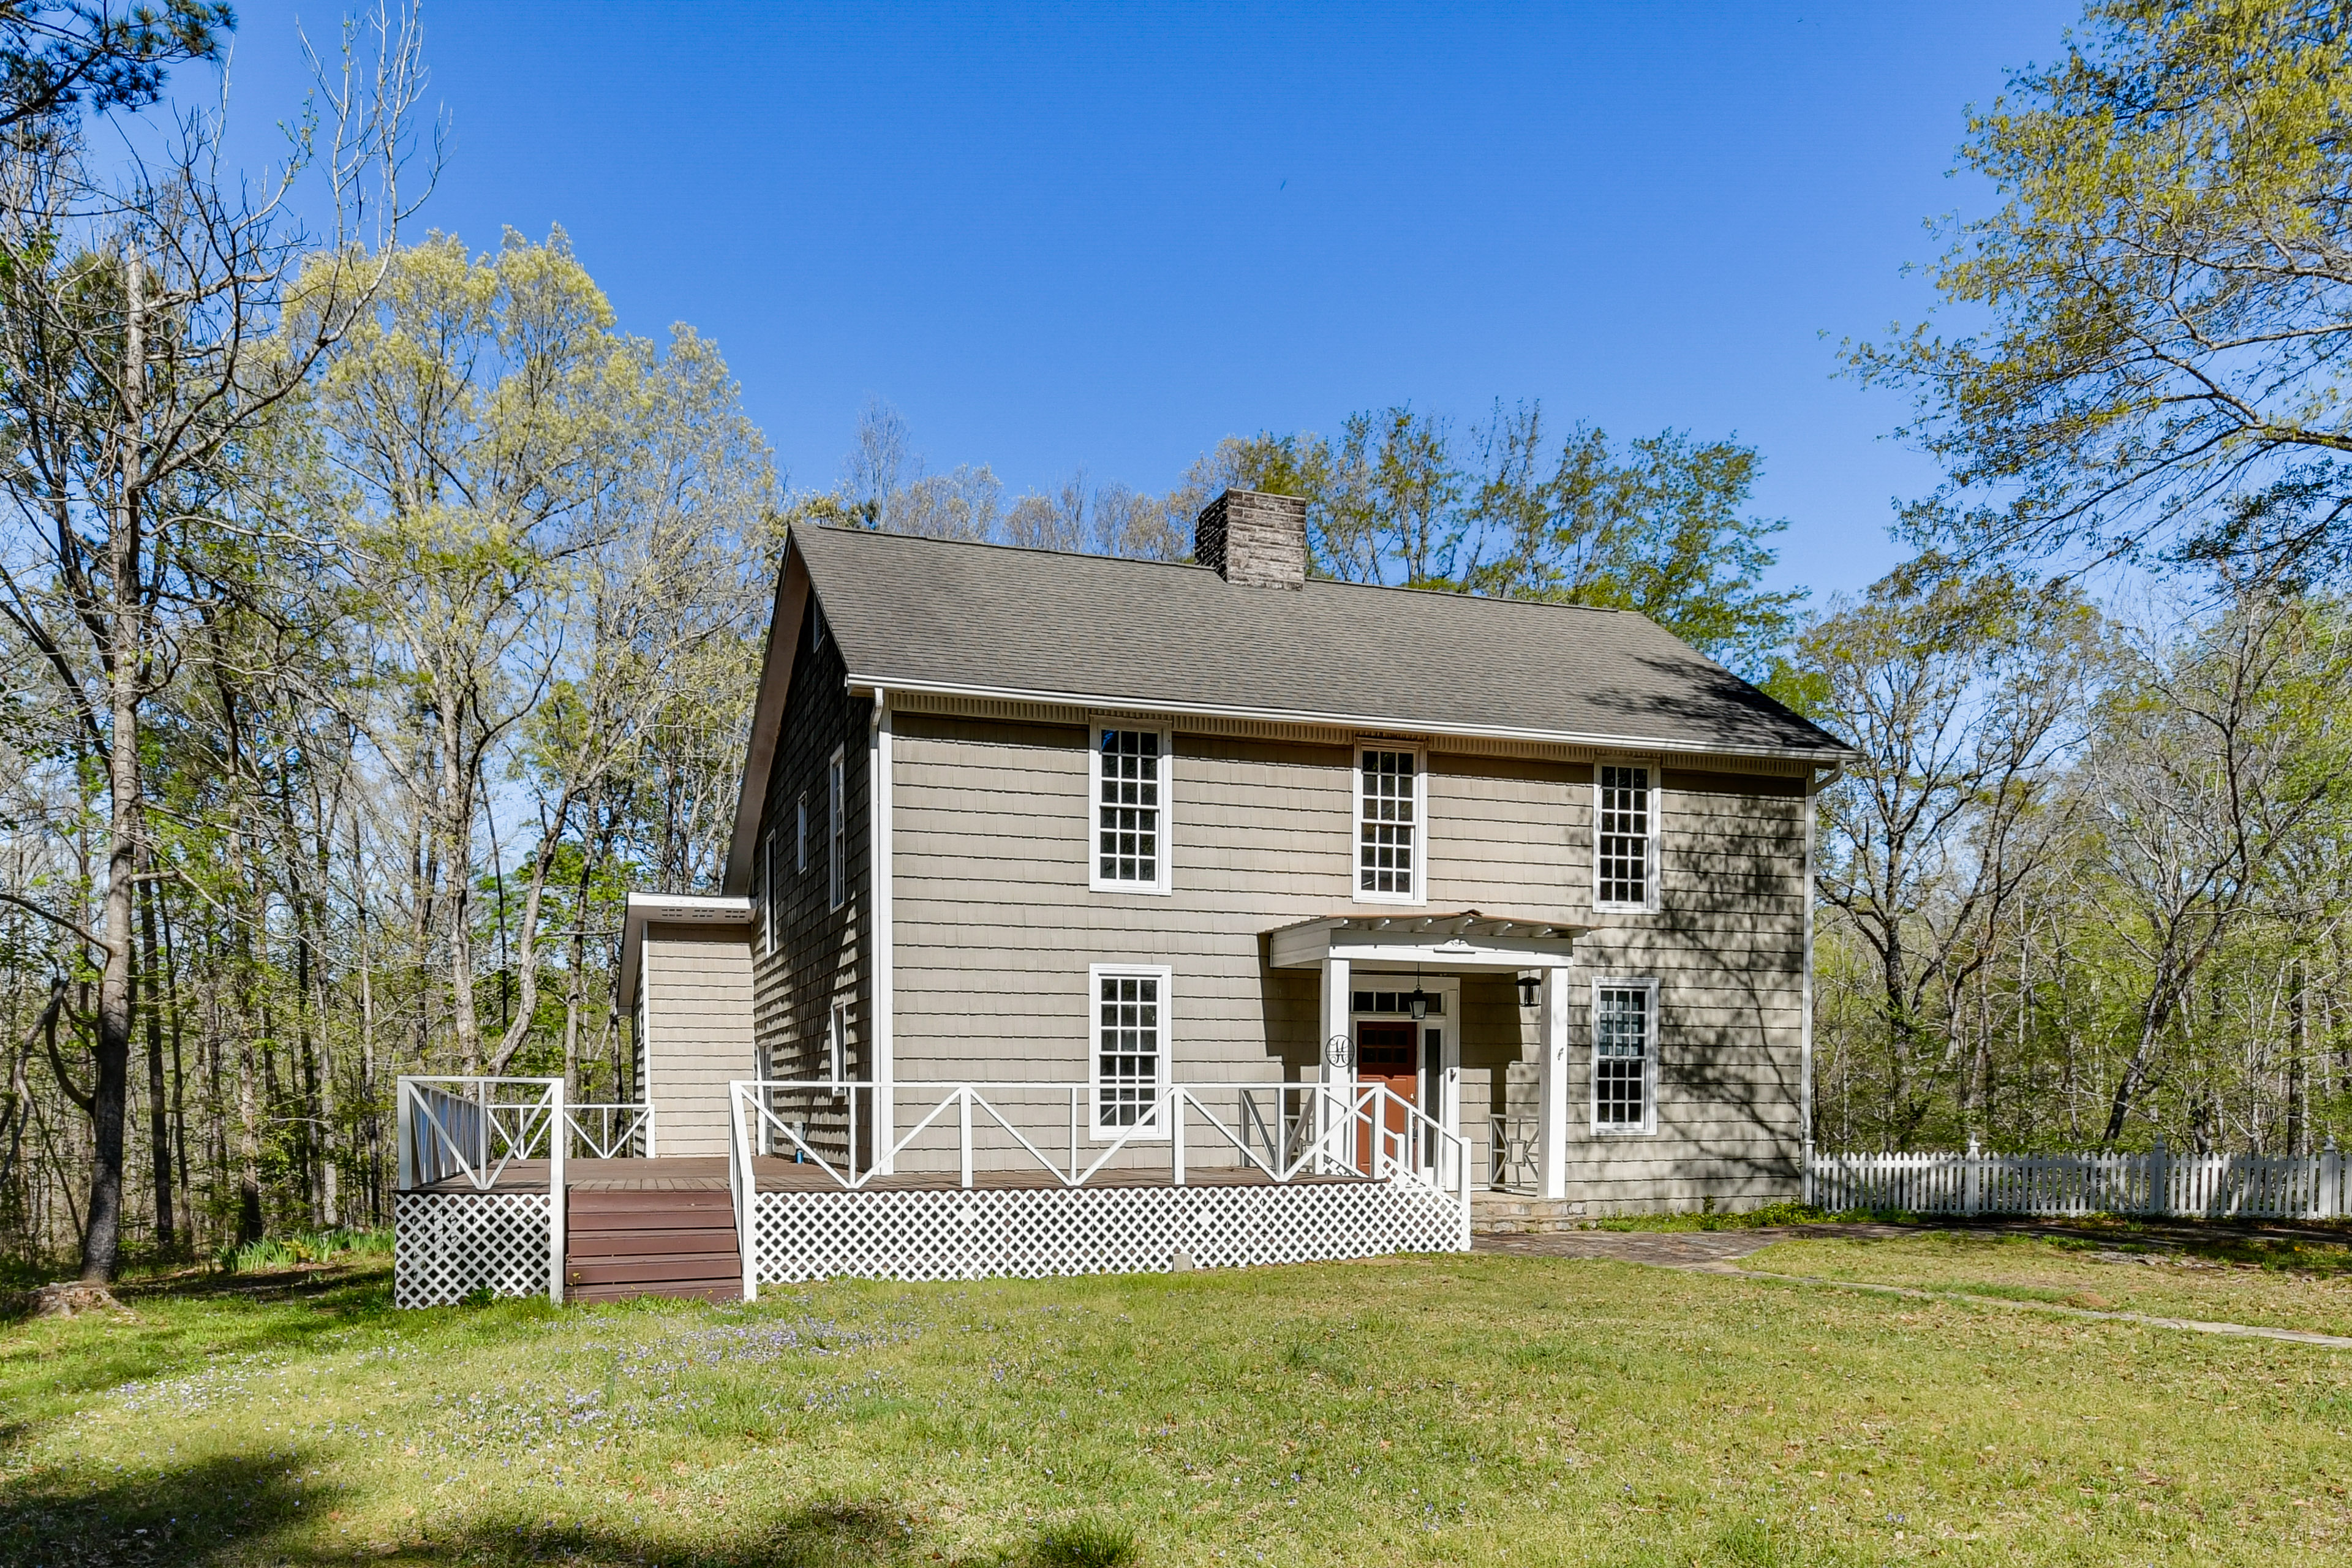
xmin=1268 ymin=911 xmax=1589 ymax=1200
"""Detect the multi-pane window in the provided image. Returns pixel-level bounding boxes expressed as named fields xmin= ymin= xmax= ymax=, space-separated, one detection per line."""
xmin=1593 ymin=981 xmax=1655 ymax=1132
xmin=1093 ymin=728 xmax=1165 ymax=889
xmin=1597 ymin=764 xmax=1655 ymax=910
xmin=1091 ymin=965 xmax=1169 ymax=1137
xmin=827 ymin=747 xmax=846 ymax=911
xmin=1357 ymin=748 xmax=1420 ymax=899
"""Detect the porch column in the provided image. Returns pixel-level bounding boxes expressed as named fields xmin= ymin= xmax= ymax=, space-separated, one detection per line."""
xmin=1319 ymin=956 xmax=1352 ymax=1172
xmin=1537 ymin=965 xmax=1572 ymax=1200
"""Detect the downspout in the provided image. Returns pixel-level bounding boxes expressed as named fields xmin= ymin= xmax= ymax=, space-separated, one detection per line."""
xmin=869 ymin=688 xmax=895 ymax=1174
xmin=1801 ymin=761 xmax=1844 ymax=1204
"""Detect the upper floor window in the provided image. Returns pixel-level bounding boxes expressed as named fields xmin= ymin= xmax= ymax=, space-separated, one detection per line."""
xmin=761 ymin=829 xmax=778 ymax=952
xmin=1355 ymin=746 xmax=1424 ymax=902
xmin=1596 ymin=763 xmax=1657 ymax=911
xmin=1592 ymin=978 xmax=1657 ymax=1134
xmin=797 ymin=791 xmax=809 ymax=874
xmin=1090 ymin=725 xmax=1171 ymax=894
xmin=827 ymin=746 xmax=846 ymax=911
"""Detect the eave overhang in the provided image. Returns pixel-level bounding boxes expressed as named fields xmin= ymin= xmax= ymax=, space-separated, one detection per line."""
xmin=617 ymin=892 xmax=755 ymax=1008
xmin=841 ymin=672 xmax=1856 ymax=767
xmin=721 ymin=538 xmax=814 ymax=896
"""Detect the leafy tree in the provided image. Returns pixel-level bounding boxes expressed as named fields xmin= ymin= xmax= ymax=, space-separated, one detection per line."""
xmin=1461 ymin=405 xmax=1804 ymax=668
xmin=1221 ymin=402 xmax=1803 ymax=671
xmin=0 ymin=8 xmax=424 ymax=1283
xmin=1803 ymin=556 xmax=2100 ymax=1145
xmin=1853 ymin=0 xmax=2352 ymax=576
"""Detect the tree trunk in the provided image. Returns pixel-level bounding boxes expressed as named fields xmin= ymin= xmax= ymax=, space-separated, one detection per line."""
xmin=139 ymin=870 xmax=173 ymax=1253
xmin=80 ymin=249 xmax=147 ymax=1286
xmin=442 ymin=718 xmax=481 ymax=1074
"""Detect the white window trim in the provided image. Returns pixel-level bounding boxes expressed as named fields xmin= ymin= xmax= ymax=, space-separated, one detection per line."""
xmin=827 ymin=745 xmax=846 ymax=912
xmin=1352 ymin=741 xmax=1428 ymax=906
xmin=1589 ymin=975 xmax=1660 ymax=1137
xmin=1593 ymin=758 xmax=1662 ymax=914
xmin=1087 ymin=961 xmax=1172 ymax=1141
xmin=826 ymin=999 xmax=849 ymax=1093
xmin=1087 ymin=721 xmax=1174 ymax=895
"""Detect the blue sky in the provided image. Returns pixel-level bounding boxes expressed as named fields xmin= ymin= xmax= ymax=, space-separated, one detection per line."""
xmin=213 ymin=1 xmax=2075 ymax=599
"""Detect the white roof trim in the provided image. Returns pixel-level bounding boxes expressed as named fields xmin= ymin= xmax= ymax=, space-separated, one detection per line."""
xmin=617 ymin=892 xmax=754 ymax=1008
xmin=1268 ymin=910 xmax=1590 ymax=973
xmin=846 ymin=673 xmax=1854 ymax=766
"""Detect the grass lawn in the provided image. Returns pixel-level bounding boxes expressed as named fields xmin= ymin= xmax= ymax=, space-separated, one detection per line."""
xmin=3 ymin=1246 xmax=2350 ymax=1567
xmin=1742 ymin=1226 xmax=2352 ymax=1339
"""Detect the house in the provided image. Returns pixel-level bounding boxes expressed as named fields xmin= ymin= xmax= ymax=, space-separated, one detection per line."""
xmin=390 ymin=488 xmax=1846 ymax=1308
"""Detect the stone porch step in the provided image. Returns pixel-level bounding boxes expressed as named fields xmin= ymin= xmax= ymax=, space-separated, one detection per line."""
xmin=1470 ymin=1194 xmax=1588 ymax=1235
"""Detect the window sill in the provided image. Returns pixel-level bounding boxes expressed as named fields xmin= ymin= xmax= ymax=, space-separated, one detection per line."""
xmin=1351 ymin=889 xmax=1426 ymax=907
xmin=1589 ymin=1123 xmax=1658 ymax=1138
xmin=1087 ymin=879 xmax=1174 ymax=897
xmin=1591 ymin=902 xmax=1659 ymax=916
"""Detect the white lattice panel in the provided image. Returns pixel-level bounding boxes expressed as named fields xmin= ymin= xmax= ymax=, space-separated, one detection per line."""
xmin=749 ymin=1178 xmax=1466 ymax=1286
xmin=394 ymin=1191 xmax=551 ymax=1308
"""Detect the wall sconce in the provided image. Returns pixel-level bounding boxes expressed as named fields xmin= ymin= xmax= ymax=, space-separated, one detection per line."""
xmin=1517 ymin=974 xmax=1541 ymax=1010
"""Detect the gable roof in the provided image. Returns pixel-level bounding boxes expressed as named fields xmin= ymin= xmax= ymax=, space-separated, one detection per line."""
xmin=792 ymin=524 xmax=1848 ymax=758
xmin=722 ymin=524 xmax=1848 ymax=892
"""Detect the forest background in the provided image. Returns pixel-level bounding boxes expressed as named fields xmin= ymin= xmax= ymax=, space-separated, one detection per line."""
xmin=7 ymin=0 xmax=2352 ymax=1284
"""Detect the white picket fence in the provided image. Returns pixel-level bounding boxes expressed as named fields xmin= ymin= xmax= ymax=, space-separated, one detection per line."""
xmin=1806 ymin=1140 xmax=2349 ymax=1220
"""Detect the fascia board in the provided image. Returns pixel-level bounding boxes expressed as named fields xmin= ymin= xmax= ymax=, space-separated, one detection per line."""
xmin=843 ymin=672 xmax=1855 ymax=767
xmin=722 ymin=540 xmax=814 ymax=895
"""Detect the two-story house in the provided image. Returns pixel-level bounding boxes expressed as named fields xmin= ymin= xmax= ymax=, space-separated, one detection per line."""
xmin=619 ymin=489 xmax=1849 ymax=1260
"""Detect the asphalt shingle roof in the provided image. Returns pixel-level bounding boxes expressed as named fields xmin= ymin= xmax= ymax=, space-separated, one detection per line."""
xmin=792 ymin=524 xmax=1847 ymax=759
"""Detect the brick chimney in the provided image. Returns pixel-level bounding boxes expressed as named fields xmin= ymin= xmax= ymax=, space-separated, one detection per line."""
xmin=1194 ymin=488 xmax=1308 ymax=589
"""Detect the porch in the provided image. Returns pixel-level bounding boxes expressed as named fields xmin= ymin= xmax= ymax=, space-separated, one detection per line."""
xmin=1268 ymin=910 xmax=1588 ymax=1203
xmin=391 ymin=1072 xmax=1472 ymax=1308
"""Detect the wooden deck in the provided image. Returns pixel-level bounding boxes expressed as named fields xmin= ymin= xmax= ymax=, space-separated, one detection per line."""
xmin=411 ymin=1156 xmax=1369 ymax=1196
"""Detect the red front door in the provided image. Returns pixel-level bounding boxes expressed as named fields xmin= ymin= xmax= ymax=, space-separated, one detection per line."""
xmin=1355 ymin=1021 xmax=1417 ymax=1174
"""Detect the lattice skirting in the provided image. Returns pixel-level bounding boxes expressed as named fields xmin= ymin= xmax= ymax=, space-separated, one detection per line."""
xmin=750 ymin=1178 xmax=1468 ymax=1286
xmin=394 ymin=1191 xmax=552 ymax=1308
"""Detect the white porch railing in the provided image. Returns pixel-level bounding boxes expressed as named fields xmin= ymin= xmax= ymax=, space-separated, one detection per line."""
xmin=394 ymin=1076 xmax=567 ymax=1303
xmin=728 ymin=1079 xmax=1474 ymax=1297
xmin=1806 ymin=1139 xmax=2349 ymax=1220
xmin=732 ymin=1078 xmax=1469 ymax=1190
xmin=565 ymin=1101 xmax=656 ymax=1160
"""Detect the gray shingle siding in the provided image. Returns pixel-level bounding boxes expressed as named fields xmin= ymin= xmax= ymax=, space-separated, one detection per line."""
xmin=816 ymin=700 xmax=1810 ymax=1202
xmin=749 ymin=594 xmax=870 ymax=1158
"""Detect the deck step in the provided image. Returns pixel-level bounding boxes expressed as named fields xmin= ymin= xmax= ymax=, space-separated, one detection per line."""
xmin=564 ymin=1188 xmax=742 ymax=1303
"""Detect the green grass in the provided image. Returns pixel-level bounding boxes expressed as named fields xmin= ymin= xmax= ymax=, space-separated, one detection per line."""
xmin=4 ymin=1246 xmax=2350 ymax=1566
xmin=1743 ymin=1226 xmax=2352 ymax=1338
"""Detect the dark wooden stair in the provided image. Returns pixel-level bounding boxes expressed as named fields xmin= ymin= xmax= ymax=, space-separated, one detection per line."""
xmin=564 ymin=1187 xmax=742 ymax=1303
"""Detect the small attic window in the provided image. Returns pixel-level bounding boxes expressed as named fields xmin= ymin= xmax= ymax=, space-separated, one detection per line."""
xmin=810 ymin=604 xmax=827 ymax=652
